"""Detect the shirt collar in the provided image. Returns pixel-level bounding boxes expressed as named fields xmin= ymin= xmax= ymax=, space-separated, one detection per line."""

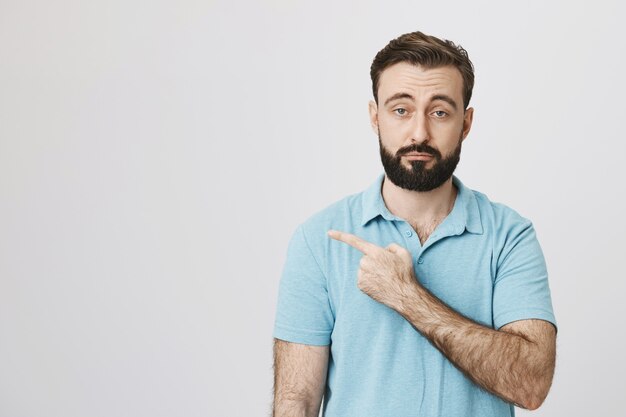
xmin=360 ymin=173 xmax=483 ymax=235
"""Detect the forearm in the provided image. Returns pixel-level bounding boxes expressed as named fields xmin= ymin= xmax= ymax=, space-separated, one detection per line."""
xmin=273 ymin=339 xmax=327 ymax=417
xmin=273 ymin=386 xmax=322 ymax=417
xmin=273 ymin=399 xmax=320 ymax=417
xmin=397 ymin=283 xmax=552 ymax=410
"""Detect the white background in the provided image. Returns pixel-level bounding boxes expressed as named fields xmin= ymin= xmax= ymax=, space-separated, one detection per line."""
xmin=1 ymin=0 xmax=625 ymax=416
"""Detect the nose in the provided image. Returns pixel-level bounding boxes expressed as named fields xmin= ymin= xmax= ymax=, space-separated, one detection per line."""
xmin=410 ymin=112 xmax=430 ymax=144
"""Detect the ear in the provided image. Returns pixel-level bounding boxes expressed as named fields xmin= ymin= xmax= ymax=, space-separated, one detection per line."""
xmin=461 ymin=107 xmax=474 ymax=141
xmin=368 ymin=100 xmax=379 ymax=135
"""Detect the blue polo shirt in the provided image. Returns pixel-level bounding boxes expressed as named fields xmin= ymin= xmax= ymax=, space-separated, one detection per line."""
xmin=273 ymin=173 xmax=557 ymax=417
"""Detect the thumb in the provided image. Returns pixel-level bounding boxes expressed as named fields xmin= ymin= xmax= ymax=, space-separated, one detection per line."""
xmin=386 ymin=243 xmax=413 ymax=263
xmin=386 ymin=243 xmax=404 ymax=254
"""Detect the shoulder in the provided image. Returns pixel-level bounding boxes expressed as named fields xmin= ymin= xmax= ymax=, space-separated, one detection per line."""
xmin=470 ymin=187 xmax=534 ymax=235
xmin=466 ymin=186 xmax=544 ymax=268
xmin=298 ymin=190 xmax=363 ymax=242
xmin=286 ymin=186 xmax=368 ymax=263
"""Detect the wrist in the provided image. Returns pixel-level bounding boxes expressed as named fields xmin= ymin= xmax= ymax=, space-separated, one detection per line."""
xmin=397 ymin=279 xmax=425 ymax=318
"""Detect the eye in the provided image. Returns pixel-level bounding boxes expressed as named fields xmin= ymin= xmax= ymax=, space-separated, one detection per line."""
xmin=394 ymin=108 xmax=408 ymax=116
xmin=432 ymin=110 xmax=448 ymax=118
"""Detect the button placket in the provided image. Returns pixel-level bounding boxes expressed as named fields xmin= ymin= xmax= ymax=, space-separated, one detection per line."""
xmin=397 ymin=223 xmax=423 ymax=272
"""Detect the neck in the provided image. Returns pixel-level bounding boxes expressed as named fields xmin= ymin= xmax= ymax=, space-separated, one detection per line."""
xmin=381 ymin=175 xmax=458 ymax=224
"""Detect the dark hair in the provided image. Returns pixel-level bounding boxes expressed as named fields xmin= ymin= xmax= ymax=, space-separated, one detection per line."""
xmin=370 ymin=31 xmax=475 ymax=109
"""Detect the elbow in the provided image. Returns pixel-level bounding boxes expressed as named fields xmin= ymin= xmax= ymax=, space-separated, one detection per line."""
xmin=520 ymin=396 xmax=544 ymax=411
xmin=516 ymin=383 xmax=551 ymax=411
xmin=515 ymin=356 xmax=555 ymax=410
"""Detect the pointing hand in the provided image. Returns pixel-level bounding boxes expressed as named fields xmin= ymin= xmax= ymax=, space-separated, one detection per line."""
xmin=327 ymin=229 xmax=419 ymax=310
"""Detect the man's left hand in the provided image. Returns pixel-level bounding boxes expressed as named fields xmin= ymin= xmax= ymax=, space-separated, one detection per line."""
xmin=327 ymin=229 xmax=420 ymax=310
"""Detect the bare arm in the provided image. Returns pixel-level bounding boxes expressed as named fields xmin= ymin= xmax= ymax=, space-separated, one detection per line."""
xmin=398 ymin=285 xmax=557 ymax=410
xmin=326 ymin=229 xmax=557 ymax=410
xmin=272 ymin=338 xmax=329 ymax=417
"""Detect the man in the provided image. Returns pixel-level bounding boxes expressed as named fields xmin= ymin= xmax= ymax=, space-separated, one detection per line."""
xmin=272 ymin=31 xmax=557 ymax=417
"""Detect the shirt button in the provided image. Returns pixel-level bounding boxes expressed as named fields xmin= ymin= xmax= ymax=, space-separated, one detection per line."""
xmin=405 ymin=230 xmax=412 ymax=237
xmin=417 ymin=258 xmax=424 ymax=264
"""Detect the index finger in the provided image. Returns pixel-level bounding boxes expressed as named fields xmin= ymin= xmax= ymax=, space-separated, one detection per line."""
xmin=327 ymin=229 xmax=380 ymax=255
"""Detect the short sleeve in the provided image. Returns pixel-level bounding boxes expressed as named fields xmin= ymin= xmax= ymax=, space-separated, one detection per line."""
xmin=492 ymin=220 xmax=557 ymax=334
xmin=273 ymin=225 xmax=334 ymax=346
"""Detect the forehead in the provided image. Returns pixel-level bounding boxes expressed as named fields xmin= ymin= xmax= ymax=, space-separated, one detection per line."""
xmin=377 ymin=62 xmax=464 ymax=105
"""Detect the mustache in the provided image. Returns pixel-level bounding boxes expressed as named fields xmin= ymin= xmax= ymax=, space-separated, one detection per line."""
xmin=396 ymin=143 xmax=442 ymax=159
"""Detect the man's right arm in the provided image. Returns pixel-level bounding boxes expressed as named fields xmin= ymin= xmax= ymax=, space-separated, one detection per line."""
xmin=272 ymin=338 xmax=329 ymax=417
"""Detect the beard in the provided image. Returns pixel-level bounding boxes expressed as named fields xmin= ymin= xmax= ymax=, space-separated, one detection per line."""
xmin=378 ymin=131 xmax=463 ymax=192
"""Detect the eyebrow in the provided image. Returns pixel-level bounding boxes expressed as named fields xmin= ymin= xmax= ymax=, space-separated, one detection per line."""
xmin=384 ymin=92 xmax=414 ymax=107
xmin=384 ymin=92 xmax=458 ymax=111
xmin=431 ymin=94 xmax=458 ymax=110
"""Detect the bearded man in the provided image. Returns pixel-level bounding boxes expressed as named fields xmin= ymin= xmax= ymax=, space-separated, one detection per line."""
xmin=272 ymin=30 xmax=557 ymax=417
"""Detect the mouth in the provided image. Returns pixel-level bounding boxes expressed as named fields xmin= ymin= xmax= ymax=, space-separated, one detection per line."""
xmin=403 ymin=153 xmax=434 ymax=160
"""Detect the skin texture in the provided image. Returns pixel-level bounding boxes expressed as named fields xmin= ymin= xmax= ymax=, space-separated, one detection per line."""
xmin=326 ymin=229 xmax=557 ymax=410
xmin=272 ymin=339 xmax=329 ymax=417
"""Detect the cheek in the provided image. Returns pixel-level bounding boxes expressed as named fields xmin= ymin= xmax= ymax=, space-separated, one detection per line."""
xmin=433 ymin=120 xmax=464 ymax=137
xmin=378 ymin=116 xmax=411 ymax=136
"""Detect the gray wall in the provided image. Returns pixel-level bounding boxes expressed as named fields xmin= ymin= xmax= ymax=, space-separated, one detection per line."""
xmin=1 ymin=0 xmax=624 ymax=416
